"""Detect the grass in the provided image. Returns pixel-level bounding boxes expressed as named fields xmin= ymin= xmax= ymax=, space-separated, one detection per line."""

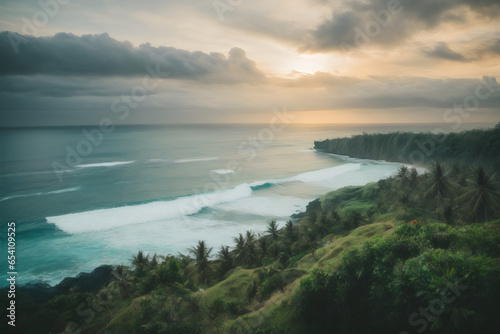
xmin=320 ymin=183 xmax=378 ymax=206
xmin=294 ymin=221 xmax=395 ymax=270
xmin=221 ymin=219 xmax=401 ymax=333
xmin=106 ymin=295 xmax=147 ymax=333
xmin=203 ymin=268 xmax=256 ymax=309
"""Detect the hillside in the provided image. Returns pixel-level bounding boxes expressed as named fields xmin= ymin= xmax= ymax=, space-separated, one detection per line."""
xmin=314 ymin=123 xmax=500 ymax=168
xmin=3 ymin=129 xmax=500 ymax=334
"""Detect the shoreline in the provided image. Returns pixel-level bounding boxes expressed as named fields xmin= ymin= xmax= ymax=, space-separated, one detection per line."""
xmin=5 ymin=155 xmax=404 ymax=288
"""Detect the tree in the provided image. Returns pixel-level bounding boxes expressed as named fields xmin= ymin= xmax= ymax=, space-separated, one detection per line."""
xmin=409 ymin=167 xmax=419 ymax=188
xmin=269 ymin=242 xmax=281 ymax=261
xmin=424 ymin=162 xmax=453 ymax=216
xmin=217 ymin=245 xmax=233 ymax=275
xmin=158 ymin=257 xmax=184 ymax=285
xmin=149 ymin=253 xmax=159 ymax=269
xmin=233 ymin=233 xmax=247 ymax=265
xmin=451 ymin=164 xmax=466 ymax=186
xmin=189 ymin=240 xmax=213 ymax=283
xmin=303 ymin=226 xmax=318 ymax=261
xmin=443 ymin=205 xmax=454 ymax=225
xmin=461 ymin=166 xmax=500 ymax=222
xmin=245 ymin=230 xmax=258 ymax=267
xmin=284 ymin=220 xmax=295 ymax=243
xmin=108 ymin=264 xmax=133 ymax=298
xmin=397 ymin=165 xmax=410 ymax=189
xmin=267 ymin=220 xmax=280 ymax=241
xmin=258 ymin=237 xmax=269 ymax=259
xmin=131 ymin=250 xmax=150 ymax=277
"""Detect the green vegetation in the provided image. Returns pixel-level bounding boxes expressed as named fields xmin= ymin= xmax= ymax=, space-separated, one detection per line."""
xmin=4 ymin=128 xmax=500 ymax=334
xmin=314 ymin=123 xmax=500 ymax=168
xmin=294 ymin=224 xmax=499 ymax=334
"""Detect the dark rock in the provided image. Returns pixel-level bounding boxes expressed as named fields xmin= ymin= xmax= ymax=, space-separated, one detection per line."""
xmin=4 ymin=265 xmax=115 ymax=303
xmin=55 ymin=265 xmax=114 ymax=294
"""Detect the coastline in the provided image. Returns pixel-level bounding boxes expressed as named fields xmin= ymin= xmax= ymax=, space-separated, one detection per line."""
xmin=3 ymin=126 xmax=499 ymax=333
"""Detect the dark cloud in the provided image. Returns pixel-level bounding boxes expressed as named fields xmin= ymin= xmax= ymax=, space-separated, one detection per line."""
xmin=0 ymin=76 xmax=138 ymax=97
xmin=0 ymin=32 xmax=266 ymax=84
xmin=484 ymin=38 xmax=500 ymax=55
xmin=423 ymin=42 xmax=467 ymax=62
xmin=279 ymin=75 xmax=500 ymax=111
xmin=300 ymin=0 xmax=500 ymax=52
xmin=2 ymin=72 xmax=498 ymax=126
xmin=339 ymin=76 xmax=500 ymax=109
xmin=301 ymin=11 xmax=365 ymax=52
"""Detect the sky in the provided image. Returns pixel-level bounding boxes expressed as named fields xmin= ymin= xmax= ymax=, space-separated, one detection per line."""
xmin=0 ymin=0 xmax=499 ymax=126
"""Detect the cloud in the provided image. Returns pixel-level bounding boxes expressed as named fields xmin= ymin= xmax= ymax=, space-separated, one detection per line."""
xmin=2 ymin=71 xmax=498 ymax=126
xmin=274 ymin=75 xmax=500 ymax=111
xmin=277 ymin=71 xmax=361 ymax=87
xmin=483 ymin=38 xmax=500 ymax=55
xmin=423 ymin=42 xmax=467 ymax=62
xmin=0 ymin=32 xmax=266 ymax=84
xmin=340 ymin=76 xmax=500 ymax=109
xmin=0 ymin=75 xmax=140 ymax=97
xmin=300 ymin=0 xmax=500 ymax=52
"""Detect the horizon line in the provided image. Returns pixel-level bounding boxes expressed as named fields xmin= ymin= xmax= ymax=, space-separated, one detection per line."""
xmin=1 ymin=121 xmax=498 ymax=129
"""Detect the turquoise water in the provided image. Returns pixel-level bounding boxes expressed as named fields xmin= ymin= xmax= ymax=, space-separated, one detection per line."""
xmin=0 ymin=123 xmax=491 ymax=286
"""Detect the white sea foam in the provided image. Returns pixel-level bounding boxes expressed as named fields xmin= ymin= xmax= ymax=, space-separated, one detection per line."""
xmin=46 ymin=162 xmax=400 ymax=235
xmin=75 ymin=161 xmax=135 ymax=168
xmin=174 ymin=157 xmax=219 ymax=163
xmin=287 ymin=163 xmax=361 ymax=183
xmin=210 ymin=169 xmax=235 ymax=175
xmin=0 ymin=170 xmax=73 ymax=178
xmin=0 ymin=187 xmax=81 ymax=202
xmin=29 ymin=215 xmax=273 ymax=285
xmin=46 ymin=183 xmax=253 ymax=234
xmin=217 ymin=196 xmax=310 ymax=217
xmin=327 ymin=153 xmax=429 ymax=174
xmin=249 ymin=163 xmax=362 ymax=188
xmin=99 ymin=216 xmax=272 ymax=255
xmin=48 ymin=187 xmax=82 ymax=194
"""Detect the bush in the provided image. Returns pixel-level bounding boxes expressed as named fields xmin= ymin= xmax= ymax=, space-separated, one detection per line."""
xmin=211 ymin=297 xmax=226 ymax=315
xmin=294 ymin=223 xmax=500 ymax=334
xmin=224 ymin=301 xmax=239 ymax=315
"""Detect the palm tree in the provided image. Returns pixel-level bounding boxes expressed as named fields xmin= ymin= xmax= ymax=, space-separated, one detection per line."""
xmin=284 ymin=220 xmax=295 ymax=243
xmin=131 ymin=250 xmax=149 ymax=277
xmin=461 ymin=166 xmax=500 ymax=222
xmin=267 ymin=220 xmax=280 ymax=241
xmin=217 ymin=245 xmax=233 ymax=275
xmin=258 ymin=237 xmax=269 ymax=259
xmin=450 ymin=164 xmax=466 ymax=186
xmin=189 ymin=240 xmax=213 ymax=283
xmin=424 ymin=162 xmax=453 ymax=217
xmin=245 ymin=230 xmax=256 ymax=245
xmin=108 ymin=264 xmax=133 ymax=298
xmin=398 ymin=166 xmax=418 ymax=192
xmin=305 ymin=227 xmax=318 ymax=261
xmin=233 ymin=233 xmax=247 ymax=265
xmin=245 ymin=230 xmax=257 ymax=267
xmin=443 ymin=205 xmax=454 ymax=225
xmin=409 ymin=167 xmax=419 ymax=188
xmin=158 ymin=257 xmax=184 ymax=285
xmin=149 ymin=253 xmax=159 ymax=269
xmin=397 ymin=165 xmax=409 ymax=182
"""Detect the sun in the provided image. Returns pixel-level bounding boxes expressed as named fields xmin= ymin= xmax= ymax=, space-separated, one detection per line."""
xmin=278 ymin=54 xmax=347 ymax=76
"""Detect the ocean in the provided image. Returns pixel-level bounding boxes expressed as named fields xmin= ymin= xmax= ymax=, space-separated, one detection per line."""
xmin=0 ymin=123 xmax=491 ymax=286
